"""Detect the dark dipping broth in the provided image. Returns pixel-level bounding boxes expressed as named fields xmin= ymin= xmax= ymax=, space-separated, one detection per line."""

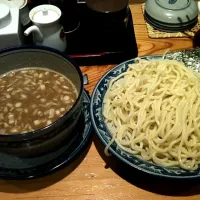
xmin=0 ymin=68 xmax=78 ymax=135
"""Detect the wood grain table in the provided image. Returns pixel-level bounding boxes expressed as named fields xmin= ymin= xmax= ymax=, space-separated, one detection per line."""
xmin=1 ymin=3 xmax=200 ymax=200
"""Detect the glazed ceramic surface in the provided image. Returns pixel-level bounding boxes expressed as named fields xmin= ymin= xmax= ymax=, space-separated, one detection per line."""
xmin=144 ymin=11 xmax=198 ymax=32
xmin=145 ymin=0 xmax=198 ymax=24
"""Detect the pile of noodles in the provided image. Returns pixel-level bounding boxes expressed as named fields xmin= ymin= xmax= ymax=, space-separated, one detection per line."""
xmin=103 ymin=59 xmax=200 ymax=170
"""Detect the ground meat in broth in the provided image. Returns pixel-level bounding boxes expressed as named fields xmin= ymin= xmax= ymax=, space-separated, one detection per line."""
xmin=0 ymin=68 xmax=78 ymax=134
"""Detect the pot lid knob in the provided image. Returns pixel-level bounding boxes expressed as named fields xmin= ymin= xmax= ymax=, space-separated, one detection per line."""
xmin=42 ymin=8 xmax=48 ymax=16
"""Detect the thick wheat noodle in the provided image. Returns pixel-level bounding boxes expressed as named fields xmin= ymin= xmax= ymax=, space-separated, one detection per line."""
xmin=103 ymin=58 xmax=200 ymax=170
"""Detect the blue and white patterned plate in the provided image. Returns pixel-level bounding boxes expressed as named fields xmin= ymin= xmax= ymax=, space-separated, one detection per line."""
xmin=90 ymin=54 xmax=200 ymax=179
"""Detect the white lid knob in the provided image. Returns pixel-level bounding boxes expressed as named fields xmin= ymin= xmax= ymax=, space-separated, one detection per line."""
xmin=42 ymin=8 xmax=48 ymax=16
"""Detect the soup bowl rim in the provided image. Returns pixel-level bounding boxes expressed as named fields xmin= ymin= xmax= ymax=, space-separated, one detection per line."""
xmin=0 ymin=45 xmax=84 ymax=140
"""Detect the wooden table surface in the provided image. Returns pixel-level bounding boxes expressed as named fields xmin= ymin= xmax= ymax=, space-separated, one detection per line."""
xmin=1 ymin=3 xmax=200 ymax=200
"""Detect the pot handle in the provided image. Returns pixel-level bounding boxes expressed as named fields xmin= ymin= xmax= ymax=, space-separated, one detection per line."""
xmin=83 ymin=74 xmax=89 ymax=85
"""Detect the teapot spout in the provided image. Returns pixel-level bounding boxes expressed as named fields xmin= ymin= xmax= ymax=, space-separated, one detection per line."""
xmin=24 ymin=25 xmax=43 ymax=43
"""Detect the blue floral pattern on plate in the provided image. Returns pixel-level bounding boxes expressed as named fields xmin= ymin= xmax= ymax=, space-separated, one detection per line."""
xmin=90 ymin=55 xmax=200 ymax=179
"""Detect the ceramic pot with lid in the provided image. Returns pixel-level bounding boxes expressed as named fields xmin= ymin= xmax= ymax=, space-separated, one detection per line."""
xmin=24 ymin=4 xmax=67 ymax=52
xmin=144 ymin=0 xmax=198 ymax=32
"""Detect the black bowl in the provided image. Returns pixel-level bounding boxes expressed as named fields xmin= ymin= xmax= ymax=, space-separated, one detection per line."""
xmin=85 ymin=0 xmax=129 ymax=33
xmin=0 ymin=46 xmax=84 ymax=157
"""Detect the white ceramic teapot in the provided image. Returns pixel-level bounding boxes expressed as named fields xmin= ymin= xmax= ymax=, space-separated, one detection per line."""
xmin=24 ymin=4 xmax=67 ymax=52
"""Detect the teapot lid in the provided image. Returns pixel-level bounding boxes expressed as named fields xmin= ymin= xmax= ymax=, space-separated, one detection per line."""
xmin=30 ymin=5 xmax=61 ymax=24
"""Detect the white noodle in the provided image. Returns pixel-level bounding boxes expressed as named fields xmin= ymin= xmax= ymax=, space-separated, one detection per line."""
xmin=103 ymin=59 xmax=200 ymax=171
